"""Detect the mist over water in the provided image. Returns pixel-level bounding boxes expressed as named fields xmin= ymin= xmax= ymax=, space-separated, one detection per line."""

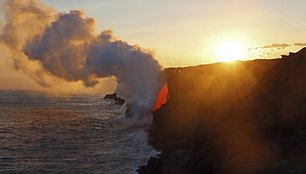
xmin=0 ymin=91 xmax=159 ymax=174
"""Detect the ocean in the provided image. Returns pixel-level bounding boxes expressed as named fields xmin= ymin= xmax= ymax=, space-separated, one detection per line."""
xmin=0 ymin=91 xmax=158 ymax=174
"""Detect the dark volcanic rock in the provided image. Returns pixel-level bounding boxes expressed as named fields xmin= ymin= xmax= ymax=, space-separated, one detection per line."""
xmin=140 ymin=48 xmax=306 ymax=174
xmin=104 ymin=93 xmax=125 ymax=105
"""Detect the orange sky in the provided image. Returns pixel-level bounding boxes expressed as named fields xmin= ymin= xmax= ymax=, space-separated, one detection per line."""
xmin=1 ymin=0 xmax=306 ymax=92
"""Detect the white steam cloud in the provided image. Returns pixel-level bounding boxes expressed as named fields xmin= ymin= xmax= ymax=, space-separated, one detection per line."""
xmin=0 ymin=0 xmax=163 ymax=113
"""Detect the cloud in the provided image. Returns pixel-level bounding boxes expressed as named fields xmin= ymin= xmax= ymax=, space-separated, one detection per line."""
xmin=249 ymin=43 xmax=291 ymax=51
xmin=248 ymin=43 xmax=294 ymax=58
xmin=294 ymin=43 xmax=306 ymax=46
xmin=262 ymin=43 xmax=291 ymax=49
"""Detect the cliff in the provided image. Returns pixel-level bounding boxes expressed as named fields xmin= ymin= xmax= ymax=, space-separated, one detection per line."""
xmin=139 ymin=48 xmax=306 ymax=174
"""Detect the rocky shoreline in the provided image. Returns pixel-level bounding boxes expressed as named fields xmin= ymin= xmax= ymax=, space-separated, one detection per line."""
xmin=139 ymin=48 xmax=306 ymax=174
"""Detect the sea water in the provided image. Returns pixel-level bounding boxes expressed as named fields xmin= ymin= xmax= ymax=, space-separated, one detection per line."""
xmin=0 ymin=91 xmax=158 ymax=174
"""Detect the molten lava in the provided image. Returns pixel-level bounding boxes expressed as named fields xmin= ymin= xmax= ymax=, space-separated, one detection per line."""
xmin=152 ymin=83 xmax=169 ymax=111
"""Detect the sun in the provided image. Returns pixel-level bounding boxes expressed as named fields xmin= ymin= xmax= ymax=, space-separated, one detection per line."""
xmin=216 ymin=41 xmax=247 ymax=62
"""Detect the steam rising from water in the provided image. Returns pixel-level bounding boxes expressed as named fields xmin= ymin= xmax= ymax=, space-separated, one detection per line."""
xmin=0 ymin=0 xmax=163 ymax=112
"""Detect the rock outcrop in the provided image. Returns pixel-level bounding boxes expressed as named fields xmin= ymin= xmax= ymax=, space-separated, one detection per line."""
xmin=139 ymin=48 xmax=306 ymax=174
xmin=104 ymin=93 xmax=125 ymax=105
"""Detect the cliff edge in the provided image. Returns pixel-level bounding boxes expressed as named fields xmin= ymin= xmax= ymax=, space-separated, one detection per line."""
xmin=139 ymin=48 xmax=306 ymax=174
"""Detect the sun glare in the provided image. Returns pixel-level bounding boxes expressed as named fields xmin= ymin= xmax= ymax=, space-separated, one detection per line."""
xmin=216 ymin=42 xmax=247 ymax=62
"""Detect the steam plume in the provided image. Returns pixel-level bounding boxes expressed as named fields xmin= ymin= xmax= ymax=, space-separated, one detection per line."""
xmin=0 ymin=0 xmax=163 ymax=112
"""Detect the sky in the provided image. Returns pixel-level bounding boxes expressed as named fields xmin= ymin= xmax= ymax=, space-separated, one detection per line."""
xmin=1 ymin=0 xmax=306 ymax=91
xmin=38 ymin=0 xmax=306 ymax=65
